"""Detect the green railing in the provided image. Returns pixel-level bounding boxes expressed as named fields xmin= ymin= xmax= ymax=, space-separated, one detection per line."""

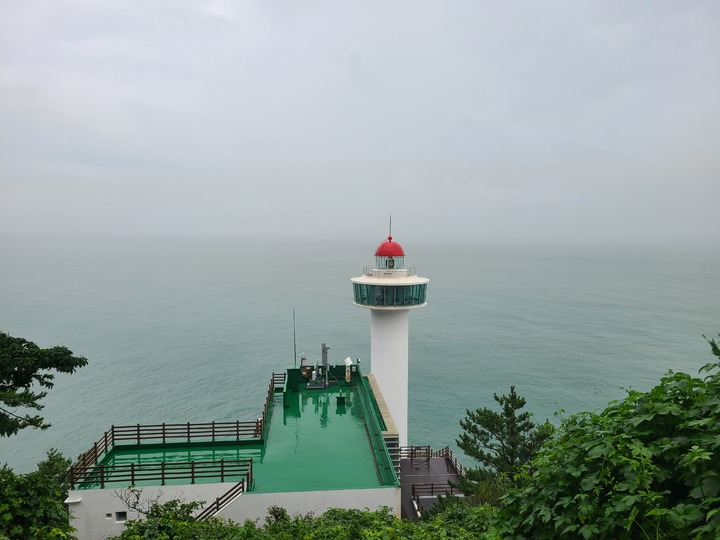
xmin=356 ymin=375 xmax=398 ymax=487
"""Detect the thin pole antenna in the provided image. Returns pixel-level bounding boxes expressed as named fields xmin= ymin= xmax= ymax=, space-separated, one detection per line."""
xmin=389 ymin=215 xmax=392 ymax=238
xmin=293 ymin=309 xmax=297 ymax=368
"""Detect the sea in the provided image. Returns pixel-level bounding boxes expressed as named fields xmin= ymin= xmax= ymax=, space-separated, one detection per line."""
xmin=1 ymin=237 xmax=718 ymax=473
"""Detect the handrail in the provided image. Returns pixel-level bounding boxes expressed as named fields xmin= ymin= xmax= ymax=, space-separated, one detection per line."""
xmin=400 ymin=445 xmax=431 ymax=461
xmin=111 ymin=422 xmax=263 ymax=443
xmin=362 ymin=265 xmax=418 ymax=276
xmin=412 ymin=483 xmax=464 ymax=497
xmin=260 ymin=372 xmax=284 ymax=440
xmin=70 ymin=458 xmax=252 ymax=489
xmin=431 ymin=446 xmax=465 ymax=477
xmin=70 ymin=420 xmax=262 ymax=483
xmin=71 ymin=372 xmax=287 ymax=483
xmin=356 ymin=376 xmax=398 ymax=486
xmin=411 ymin=482 xmax=464 ymax=514
xmin=195 ymin=479 xmax=247 ymax=521
xmin=272 ymin=372 xmax=286 ymax=388
xmin=399 ymin=445 xmax=465 ymax=477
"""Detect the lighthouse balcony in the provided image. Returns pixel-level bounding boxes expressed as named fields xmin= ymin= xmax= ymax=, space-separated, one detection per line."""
xmin=361 ymin=265 xmax=418 ymax=278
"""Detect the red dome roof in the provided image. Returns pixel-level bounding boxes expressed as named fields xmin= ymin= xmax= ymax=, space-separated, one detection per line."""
xmin=375 ymin=236 xmax=405 ymax=257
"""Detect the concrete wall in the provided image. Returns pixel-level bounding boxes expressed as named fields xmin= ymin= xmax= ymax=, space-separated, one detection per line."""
xmin=68 ymin=484 xmax=400 ymax=539
xmin=67 ymin=483 xmax=230 ymax=540
xmin=220 ymin=486 xmax=401 ymax=522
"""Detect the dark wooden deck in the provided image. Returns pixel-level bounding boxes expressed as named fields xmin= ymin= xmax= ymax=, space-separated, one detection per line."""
xmin=400 ymin=455 xmax=463 ymax=519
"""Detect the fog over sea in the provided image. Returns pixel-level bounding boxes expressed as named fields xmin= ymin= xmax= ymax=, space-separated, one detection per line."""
xmin=1 ymin=237 xmax=718 ymax=473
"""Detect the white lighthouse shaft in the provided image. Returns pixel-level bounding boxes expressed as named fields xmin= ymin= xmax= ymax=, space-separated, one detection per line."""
xmin=351 ymin=235 xmax=428 ymax=449
xmin=370 ymin=309 xmax=410 ymax=447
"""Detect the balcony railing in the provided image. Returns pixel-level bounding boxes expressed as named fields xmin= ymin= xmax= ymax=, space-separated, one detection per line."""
xmin=411 ymin=482 xmax=464 ymax=514
xmin=362 ymin=265 xmax=418 ymax=277
xmin=70 ymin=458 xmax=253 ymax=489
xmin=399 ymin=445 xmax=464 ymax=474
xmin=69 ymin=373 xmax=286 ymax=489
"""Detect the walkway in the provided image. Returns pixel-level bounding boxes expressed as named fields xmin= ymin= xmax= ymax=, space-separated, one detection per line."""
xmin=399 ymin=455 xmax=463 ymax=519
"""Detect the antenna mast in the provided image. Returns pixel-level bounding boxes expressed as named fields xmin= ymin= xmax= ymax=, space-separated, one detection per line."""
xmin=293 ymin=309 xmax=297 ymax=367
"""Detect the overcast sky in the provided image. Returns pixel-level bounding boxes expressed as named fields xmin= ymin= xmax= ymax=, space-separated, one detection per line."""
xmin=1 ymin=1 xmax=718 ymax=246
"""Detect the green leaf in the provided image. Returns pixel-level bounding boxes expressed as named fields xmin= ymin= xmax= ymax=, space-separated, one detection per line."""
xmin=690 ymin=473 xmax=720 ymax=499
xmin=614 ymin=495 xmax=639 ymax=513
xmin=580 ymin=475 xmax=598 ymax=492
xmin=668 ymin=503 xmax=703 ymax=528
xmin=586 ymin=442 xmax=609 ymax=459
xmin=579 ymin=523 xmax=600 ymax=539
xmin=536 ymin=506 xmax=552 ymax=523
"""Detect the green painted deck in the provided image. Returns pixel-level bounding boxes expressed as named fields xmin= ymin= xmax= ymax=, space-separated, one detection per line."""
xmin=255 ymin=387 xmax=383 ymax=493
xmin=79 ymin=381 xmax=393 ymax=493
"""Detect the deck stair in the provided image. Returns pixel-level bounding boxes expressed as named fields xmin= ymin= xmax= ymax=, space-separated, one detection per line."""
xmin=196 ymin=478 xmax=248 ymax=521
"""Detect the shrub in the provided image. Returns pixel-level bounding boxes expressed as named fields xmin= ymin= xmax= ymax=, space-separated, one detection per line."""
xmin=489 ymin=336 xmax=720 ymax=539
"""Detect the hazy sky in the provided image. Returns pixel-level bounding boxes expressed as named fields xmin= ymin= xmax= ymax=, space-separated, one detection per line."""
xmin=1 ymin=1 xmax=718 ymax=245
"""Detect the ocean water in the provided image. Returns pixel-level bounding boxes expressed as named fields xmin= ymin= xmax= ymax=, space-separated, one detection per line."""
xmin=1 ymin=237 xmax=718 ymax=473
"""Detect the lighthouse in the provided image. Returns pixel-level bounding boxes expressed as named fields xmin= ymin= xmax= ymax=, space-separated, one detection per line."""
xmin=351 ymin=235 xmax=429 ymax=447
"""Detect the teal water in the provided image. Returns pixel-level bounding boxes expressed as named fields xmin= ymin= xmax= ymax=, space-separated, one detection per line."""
xmin=1 ymin=237 xmax=718 ymax=472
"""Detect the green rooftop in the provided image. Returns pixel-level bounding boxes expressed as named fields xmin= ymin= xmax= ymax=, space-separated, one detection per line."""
xmin=71 ymin=365 xmax=398 ymax=494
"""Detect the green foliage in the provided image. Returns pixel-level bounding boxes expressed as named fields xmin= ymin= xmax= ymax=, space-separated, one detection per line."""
xmin=490 ymin=335 xmax=720 ymax=539
xmin=108 ymin=498 xmax=249 ymax=540
xmin=0 ymin=332 xmax=88 ymax=437
xmin=109 ymin=501 xmax=489 ymax=539
xmin=261 ymin=506 xmax=400 ymax=539
xmin=0 ymin=450 xmax=75 ymax=540
xmin=421 ymin=495 xmax=496 ymax=535
xmin=456 ymin=386 xmax=552 ymax=502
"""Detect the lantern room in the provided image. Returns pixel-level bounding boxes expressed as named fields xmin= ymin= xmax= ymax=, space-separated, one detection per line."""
xmin=375 ymin=236 xmax=405 ymax=270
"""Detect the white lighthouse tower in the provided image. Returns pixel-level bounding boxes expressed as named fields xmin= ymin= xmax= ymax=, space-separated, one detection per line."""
xmin=351 ymin=234 xmax=429 ymax=447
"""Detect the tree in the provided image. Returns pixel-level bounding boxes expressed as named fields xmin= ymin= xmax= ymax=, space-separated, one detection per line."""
xmin=0 ymin=449 xmax=75 ymax=539
xmin=456 ymin=386 xmax=552 ymax=502
xmin=0 ymin=332 xmax=88 ymax=437
xmin=489 ymin=334 xmax=720 ymax=539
